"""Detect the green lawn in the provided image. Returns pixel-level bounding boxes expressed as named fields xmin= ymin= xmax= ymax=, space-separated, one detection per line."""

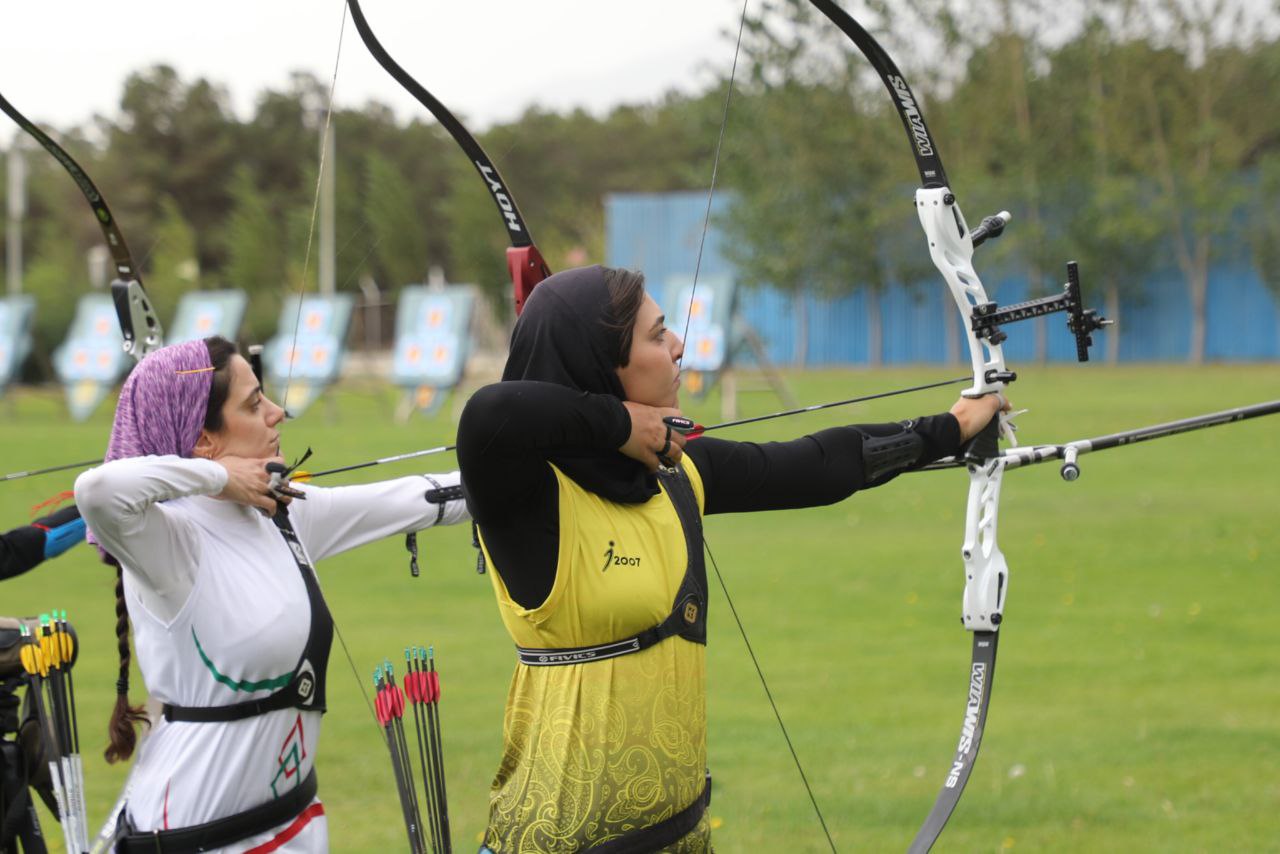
xmin=2 ymin=364 xmax=1277 ymax=852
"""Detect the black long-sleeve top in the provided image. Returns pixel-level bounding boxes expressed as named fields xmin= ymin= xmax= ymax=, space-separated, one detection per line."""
xmin=0 ymin=505 xmax=84 ymax=582
xmin=457 ymin=381 xmax=961 ymax=609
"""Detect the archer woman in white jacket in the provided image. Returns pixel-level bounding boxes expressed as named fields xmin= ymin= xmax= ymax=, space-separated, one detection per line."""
xmin=76 ymin=335 xmax=467 ymax=852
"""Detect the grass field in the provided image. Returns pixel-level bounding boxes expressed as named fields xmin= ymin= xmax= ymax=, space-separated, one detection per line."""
xmin=1 ymin=364 xmax=1277 ymax=853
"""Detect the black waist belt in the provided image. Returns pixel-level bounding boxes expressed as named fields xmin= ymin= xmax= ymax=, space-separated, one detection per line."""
xmin=116 ymin=768 xmax=317 ymax=854
xmin=516 ymin=588 xmax=704 ymax=666
xmin=581 ymin=776 xmax=711 ymax=854
xmin=163 ymin=686 xmax=305 ymax=723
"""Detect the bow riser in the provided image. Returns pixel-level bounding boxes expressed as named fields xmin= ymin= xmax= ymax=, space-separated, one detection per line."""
xmin=916 ymin=187 xmax=1010 ymax=398
xmin=918 ymin=185 xmax=1012 ymax=634
xmin=960 ymin=460 xmax=1008 ymax=632
xmin=508 ymin=244 xmax=550 ymax=315
xmin=111 ymin=280 xmax=164 ymax=360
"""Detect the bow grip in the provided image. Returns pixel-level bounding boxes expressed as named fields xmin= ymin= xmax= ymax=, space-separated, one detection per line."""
xmin=961 ymin=412 xmax=1002 ymax=465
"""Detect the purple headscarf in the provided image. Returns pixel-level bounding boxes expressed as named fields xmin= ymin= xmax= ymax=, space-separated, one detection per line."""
xmin=104 ymin=339 xmax=216 ymax=463
xmin=88 ymin=339 xmax=217 ymax=560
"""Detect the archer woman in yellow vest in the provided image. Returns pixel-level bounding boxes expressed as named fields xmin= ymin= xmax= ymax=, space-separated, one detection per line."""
xmin=457 ymin=266 xmax=1004 ymax=853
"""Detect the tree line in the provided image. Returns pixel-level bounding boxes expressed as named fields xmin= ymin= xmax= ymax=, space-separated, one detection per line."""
xmin=2 ymin=0 xmax=1276 ymax=373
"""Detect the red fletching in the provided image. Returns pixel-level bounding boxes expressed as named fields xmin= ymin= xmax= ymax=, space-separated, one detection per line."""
xmin=375 ymin=689 xmax=392 ymax=727
xmin=389 ymin=685 xmax=405 ymax=718
xmin=403 ymin=670 xmax=417 ymax=704
xmin=405 ymin=670 xmax=426 ymax=704
xmin=426 ymin=671 xmax=441 ymax=703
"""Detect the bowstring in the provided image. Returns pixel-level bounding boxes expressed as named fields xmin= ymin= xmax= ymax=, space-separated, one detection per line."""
xmin=704 ymin=540 xmax=838 ymax=852
xmin=282 ymin=0 xmax=348 ymax=416
xmin=288 ymin=1 xmax=378 ymax=731
xmin=680 ymin=0 xmax=749 ymax=349
xmin=685 ymin=2 xmax=838 ymax=850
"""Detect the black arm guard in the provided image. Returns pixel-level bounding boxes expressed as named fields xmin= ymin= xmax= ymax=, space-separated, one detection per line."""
xmin=860 ymin=422 xmax=924 ymax=481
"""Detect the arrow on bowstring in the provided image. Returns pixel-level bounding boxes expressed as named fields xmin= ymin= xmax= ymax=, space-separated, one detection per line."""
xmin=1 ymin=375 xmax=969 ymax=485
xmin=276 ymin=375 xmax=969 ymax=486
xmin=669 ymin=376 xmax=970 ymax=438
xmin=289 ymin=444 xmax=455 ymax=483
xmin=0 ymin=458 xmax=104 ymax=483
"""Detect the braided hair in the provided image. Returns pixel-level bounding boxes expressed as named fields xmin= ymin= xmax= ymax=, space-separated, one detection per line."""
xmin=103 ymin=336 xmax=237 ymax=763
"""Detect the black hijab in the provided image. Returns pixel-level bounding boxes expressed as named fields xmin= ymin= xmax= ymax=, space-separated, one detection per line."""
xmin=502 ymin=265 xmax=659 ymax=504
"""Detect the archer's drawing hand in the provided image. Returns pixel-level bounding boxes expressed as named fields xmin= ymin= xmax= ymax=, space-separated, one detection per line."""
xmin=950 ymin=393 xmax=1011 ymax=443
xmin=215 ymin=455 xmax=288 ymax=515
xmin=620 ymin=401 xmax=688 ymax=472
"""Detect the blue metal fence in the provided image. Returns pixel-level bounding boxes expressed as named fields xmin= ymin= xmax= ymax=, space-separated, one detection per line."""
xmin=605 ymin=191 xmax=1280 ymax=364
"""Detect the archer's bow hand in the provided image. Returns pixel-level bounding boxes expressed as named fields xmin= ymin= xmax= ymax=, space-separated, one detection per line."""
xmin=950 ymin=393 xmax=1011 ymax=444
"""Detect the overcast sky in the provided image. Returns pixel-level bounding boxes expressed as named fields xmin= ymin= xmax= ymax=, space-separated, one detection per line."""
xmin=2 ymin=1 xmax=745 ymax=135
xmin=8 ymin=1 xmax=1277 ymax=141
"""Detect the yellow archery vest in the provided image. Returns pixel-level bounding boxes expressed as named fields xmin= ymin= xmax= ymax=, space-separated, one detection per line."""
xmin=480 ymin=461 xmax=710 ymax=853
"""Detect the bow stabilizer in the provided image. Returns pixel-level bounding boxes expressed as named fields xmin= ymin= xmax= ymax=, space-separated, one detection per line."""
xmin=917 ymin=398 xmax=1280 ymax=480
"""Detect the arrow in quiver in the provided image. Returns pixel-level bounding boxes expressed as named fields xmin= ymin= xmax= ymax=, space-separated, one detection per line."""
xmin=372 ymin=647 xmax=451 ymax=854
xmin=6 ymin=612 xmax=88 ymax=853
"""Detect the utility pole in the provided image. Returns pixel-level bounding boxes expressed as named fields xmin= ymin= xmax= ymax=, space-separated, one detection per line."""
xmin=318 ymin=108 xmax=336 ymax=297
xmin=5 ymin=132 xmax=25 ymax=294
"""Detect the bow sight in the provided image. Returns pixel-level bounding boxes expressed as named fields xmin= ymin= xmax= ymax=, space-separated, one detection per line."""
xmin=943 ymin=197 xmax=1112 ymax=384
xmin=966 ymin=248 xmax=1112 ymax=378
xmin=935 ymin=198 xmax=1112 ymax=386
